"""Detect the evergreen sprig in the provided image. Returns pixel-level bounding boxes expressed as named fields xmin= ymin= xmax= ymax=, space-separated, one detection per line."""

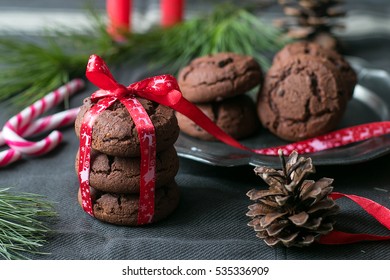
xmin=0 ymin=7 xmax=113 ymax=107
xmin=0 ymin=38 xmax=85 ymax=106
xmin=119 ymin=3 xmax=287 ymax=72
xmin=0 ymin=188 xmax=56 ymax=260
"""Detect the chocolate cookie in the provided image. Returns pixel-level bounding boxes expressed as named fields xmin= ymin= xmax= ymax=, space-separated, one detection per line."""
xmin=75 ymin=97 xmax=180 ymax=157
xmin=178 ymin=52 xmax=263 ymax=103
xmin=273 ymin=41 xmax=357 ymax=100
xmin=176 ymin=94 xmax=260 ymax=141
xmin=75 ymin=146 xmax=179 ymax=193
xmin=78 ymin=181 xmax=180 ymax=226
xmin=257 ymin=55 xmax=347 ymax=141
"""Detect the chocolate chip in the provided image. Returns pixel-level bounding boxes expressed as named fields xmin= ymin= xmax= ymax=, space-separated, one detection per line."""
xmin=277 ymin=89 xmax=285 ymax=97
xmin=217 ymin=57 xmax=233 ymax=68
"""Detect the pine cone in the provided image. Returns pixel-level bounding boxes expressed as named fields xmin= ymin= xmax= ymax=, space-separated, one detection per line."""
xmin=246 ymin=150 xmax=340 ymax=247
xmin=275 ymin=0 xmax=346 ymax=50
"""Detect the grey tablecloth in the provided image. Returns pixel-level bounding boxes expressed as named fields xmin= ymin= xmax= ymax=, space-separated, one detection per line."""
xmin=0 ymin=0 xmax=389 ymax=260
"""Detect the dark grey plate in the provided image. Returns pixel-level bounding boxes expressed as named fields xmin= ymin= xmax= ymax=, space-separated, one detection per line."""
xmin=175 ymin=59 xmax=390 ymax=167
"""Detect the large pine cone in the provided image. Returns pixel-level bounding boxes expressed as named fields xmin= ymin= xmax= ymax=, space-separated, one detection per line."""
xmin=246 ymin=151 xmax=340 ymax=247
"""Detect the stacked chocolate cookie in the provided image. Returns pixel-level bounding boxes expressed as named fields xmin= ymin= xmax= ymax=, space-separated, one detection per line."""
xmin=257 ymin=41 xmax=357 ymax=141
xmin=75 ymin=97 xmax=180 ymax=226
xmin=177 ymin=52 xmax=263 ymax=141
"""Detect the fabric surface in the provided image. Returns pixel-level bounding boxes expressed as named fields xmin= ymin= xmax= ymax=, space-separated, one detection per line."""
xmin=0 ymin=0 xmax=390 ymax=260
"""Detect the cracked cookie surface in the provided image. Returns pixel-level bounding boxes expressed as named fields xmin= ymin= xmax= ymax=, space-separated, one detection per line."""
xmin=178 ymin=52 xmax=263 ymax=103
xmin=273 ymin=41 xmax=357 ymax=100
xmin=75 ymin=97 xmax=180 ymax=157
xmin=77 ymin=181 xmax=180 ymax=226
xmin=75 ymin=146 xmax=179 ymax=193
xmin=257 ymin=54 xmax=347 ymax=141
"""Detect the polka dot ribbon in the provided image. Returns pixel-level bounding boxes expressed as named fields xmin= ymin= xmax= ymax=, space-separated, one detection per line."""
xmin=81 ymin=55 xmax=389 ymax=241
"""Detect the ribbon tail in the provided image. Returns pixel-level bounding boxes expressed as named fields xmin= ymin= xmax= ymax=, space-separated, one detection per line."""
xmin=171 ymin=95 xmax=251 ymax=152
xmin=319 ymin=231 xmax=390 ymax=244
xmin=330 ymin=192 xmax=390 ymax=229
xmin=145 ymin=88 xmax=250 ymax=151
xmin=318 ymin=192 xmax=390 ymax=244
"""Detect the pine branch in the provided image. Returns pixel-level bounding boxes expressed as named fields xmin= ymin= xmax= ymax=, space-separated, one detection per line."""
xmin=118 ymin=3 xmax=288 ymax=73
xmin=0 ymin=6 xmax=113 ymax=108
xmin=0 ymin=188 xmax=56 ymax=260
xmin=0 ymin=3 xmax=287 ymax=107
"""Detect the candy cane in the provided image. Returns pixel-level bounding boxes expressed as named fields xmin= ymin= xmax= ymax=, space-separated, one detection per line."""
xmin=21 ymin=107 xmax=80 ymax=137
xmin=0 ymin=107 xmax=80 ymax=167
xmin=2 ymin=79 xmax=84 ymax=155
xmin=0 ymin=108 xmax=80 ymax=146
xmin=0 ymin=149 xmax=22 ymax=167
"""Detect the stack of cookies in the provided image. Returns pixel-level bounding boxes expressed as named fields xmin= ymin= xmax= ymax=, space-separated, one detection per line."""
xmin=257 ymin=41 xmax=357 ymax=141
xmin=176 ymin=52 xmax=263 ymax=141
xmin=75 ymin=97 xmax=181 ymax=226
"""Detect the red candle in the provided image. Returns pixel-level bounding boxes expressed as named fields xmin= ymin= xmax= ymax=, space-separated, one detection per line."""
xmin=106 ymin=0 xmax=132 ymax=40
xmin=161 ymin=0 xmax=184 ymax=27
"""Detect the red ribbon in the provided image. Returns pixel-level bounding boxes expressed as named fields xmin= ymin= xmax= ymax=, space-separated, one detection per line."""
xmin=254 ymin=122 xmax=390 ymax=155
xmin=79 ymin=54 xmax=389 ymax=241
xmin=78 ymin=55 xmax=159 ymax=225
xmin=319 ymin=192 xmax=390 ymax=244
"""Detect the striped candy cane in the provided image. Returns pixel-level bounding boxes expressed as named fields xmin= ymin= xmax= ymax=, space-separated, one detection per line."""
xmin=0 ymin=108 xmax=81 ymax=167
xmin=21 ymin=107 xmax=80 ymax=137
xmin=0 ymin=149 xmax=22 ymax=167
xmin=2 ymin=79 xmax=84 ymax=156
xmin=0 ymin=108 xmax=80 ymax=146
